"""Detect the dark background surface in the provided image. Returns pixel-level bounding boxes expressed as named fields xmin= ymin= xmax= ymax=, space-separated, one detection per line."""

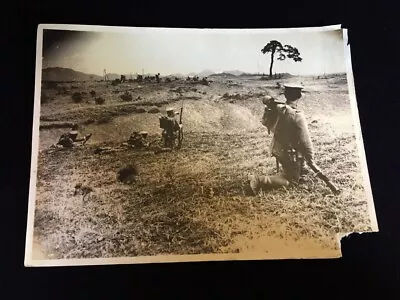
xmin=2 ymin=0 xmax=400 ymax=297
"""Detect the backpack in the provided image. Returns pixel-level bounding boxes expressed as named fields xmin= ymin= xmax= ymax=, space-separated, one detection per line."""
xmin=159 ymin=116 xmax=168 ymax=129
xmin=159 ymin=116 xmax=176 ymax=131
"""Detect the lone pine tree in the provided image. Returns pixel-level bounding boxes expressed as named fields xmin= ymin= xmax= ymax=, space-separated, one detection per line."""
xmin=261 ymin=40 xmax=303 ymax=77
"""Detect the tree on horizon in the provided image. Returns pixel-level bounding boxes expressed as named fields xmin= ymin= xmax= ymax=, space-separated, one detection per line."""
xmin=261 ymin=40 xmax=303 ymax=77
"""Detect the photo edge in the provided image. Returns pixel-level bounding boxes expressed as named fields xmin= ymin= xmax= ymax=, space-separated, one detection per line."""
xmin=342 ymin=29 xmax=379 ymax=232
xmin=24 ymin=24 xmax=45 ymax=265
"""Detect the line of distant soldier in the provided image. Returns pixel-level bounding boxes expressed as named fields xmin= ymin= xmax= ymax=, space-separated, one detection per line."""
xmin=109 ymin=73 xmax=211 ymax=86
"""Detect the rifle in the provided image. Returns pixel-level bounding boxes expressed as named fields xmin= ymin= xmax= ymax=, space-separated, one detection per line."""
xmin=82 ymin=133 xmax=92 ymax=145
xmin=307 ymin=163 xmax=341 ymax=195
xmin=179 ymin=106 xmax=183 ymax=126
xmin=177 ymin=101 xmax=184 ymax=148
xmin=148 ymin=139 xmax=160 ymax=146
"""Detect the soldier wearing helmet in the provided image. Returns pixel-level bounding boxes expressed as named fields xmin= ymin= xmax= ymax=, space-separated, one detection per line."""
xmin=55 ymin=124 xmax=92 ymax=148
xmin=160 ymin=107 xmax=181 ymax=148
xmin=247 ymin=83 xmax=321 ymax=195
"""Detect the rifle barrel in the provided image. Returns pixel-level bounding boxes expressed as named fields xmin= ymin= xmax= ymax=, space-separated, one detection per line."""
xmin=308 ymin=164 xmax=340 ymax=195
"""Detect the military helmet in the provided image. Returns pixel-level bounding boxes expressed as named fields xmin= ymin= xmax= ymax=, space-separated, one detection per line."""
xmin=283 ymin=83 xmax=304 ymax=91
xmin=139 ymin=131 xmax=148 ymax=137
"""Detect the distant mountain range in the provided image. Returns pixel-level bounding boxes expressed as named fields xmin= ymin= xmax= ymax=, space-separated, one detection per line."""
xmin=170 ymin=69 xmax=246 ymax=78
xmin=41 ymin=67 xmax=250 ymax=82
xmin=197 ymin=69 xmax=215 ymax=77
xmin=42 ymin=67 xmax=103 ymax=82
xmin=221 ymin=70 xmax=246 ymax=76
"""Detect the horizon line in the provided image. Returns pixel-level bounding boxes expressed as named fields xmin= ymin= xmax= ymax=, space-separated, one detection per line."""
xmin=42 ymin=66 xmax=346 ymax=78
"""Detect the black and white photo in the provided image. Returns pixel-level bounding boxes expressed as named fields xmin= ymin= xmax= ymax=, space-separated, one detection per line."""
xmin=25 ymin=24 xmax=378 ymax=266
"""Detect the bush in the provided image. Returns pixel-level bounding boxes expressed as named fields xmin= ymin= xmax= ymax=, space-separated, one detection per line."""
xmin=95 ymin=96 xmax=105 ymax=105
xmin=117 ymin=165 xmax=139 ymax=184
xmin=111 ymin=79 xmax=121 ymax=86
xmin=120 ymin=92 xmax=133 ymax=102
xmin=90 ymin=90 xmax=96 ymax=97
xmin=71 ymin=92 xmax=83 ymax=103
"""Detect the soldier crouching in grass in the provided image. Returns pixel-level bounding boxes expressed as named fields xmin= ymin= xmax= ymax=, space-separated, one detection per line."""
xmin=247 ymin=83 xmax=340 ymax=196
xmin=126 ymin=131 xmax=150 ymax=149
xmin=54 ymin=124 xmax=92 ymax=149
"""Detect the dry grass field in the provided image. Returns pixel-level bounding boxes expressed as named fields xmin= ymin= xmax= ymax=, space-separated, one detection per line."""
xmin=32 ymin=73 xmax=373 ymax=260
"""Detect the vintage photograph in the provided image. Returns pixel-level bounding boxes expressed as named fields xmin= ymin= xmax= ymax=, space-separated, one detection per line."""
xmin=25 ymin=24 xmax=378 ymax=266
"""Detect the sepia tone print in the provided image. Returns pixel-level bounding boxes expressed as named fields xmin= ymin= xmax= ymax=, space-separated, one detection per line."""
xmin=24 ymin=24 xmax=378 ymax=267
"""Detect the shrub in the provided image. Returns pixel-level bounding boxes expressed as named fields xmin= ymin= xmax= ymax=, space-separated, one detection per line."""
xmin=120 ymin=92 xmax=133 ymax=102
xmin=117 ymin=165 xmax=139 ymax=184
xmin=111 ymin=79 xmax=121 ymax=86
xmin=95 ymin=96 xmax=105 ymax=105
xmin=71 ymin=92 xmax=83 ymax=103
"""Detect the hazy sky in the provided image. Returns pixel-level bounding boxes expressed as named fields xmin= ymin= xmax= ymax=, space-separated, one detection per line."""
xmin=42 ymin=28 xmax=346 ymax=76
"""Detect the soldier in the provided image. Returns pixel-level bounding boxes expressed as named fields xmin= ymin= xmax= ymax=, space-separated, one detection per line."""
xmin=139 ymin=131 xmax=149 ymax=145
xmin=137 ymin=131 xmax=150 ymax=148
xmin=56 ymin=124 xmax=92 ymax=148
xmin=160 ymin=108 xmax=181 ymax=148
xmin=68 ymin=124 xmax=87 ymax=143
xmin=127 ymin=131 xmax=139 ymax=145
xmin=247 ymin=83 xmax=324 ymax=195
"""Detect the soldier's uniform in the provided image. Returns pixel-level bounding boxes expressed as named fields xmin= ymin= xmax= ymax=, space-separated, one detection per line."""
xmin=248 ymin=83 xmax=322 ymax=195
xmin=161 ymin=108 xmax=181 ymax=148
xmin=56 ymin=124 xmax=91 ymax=148
xmin=138 ymin=131 xmax=150 ymax=148
xmin=127 ymin=131 xmax=150 ymax=149
xmin=57 ymin=133 xmax=75 ymax=148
